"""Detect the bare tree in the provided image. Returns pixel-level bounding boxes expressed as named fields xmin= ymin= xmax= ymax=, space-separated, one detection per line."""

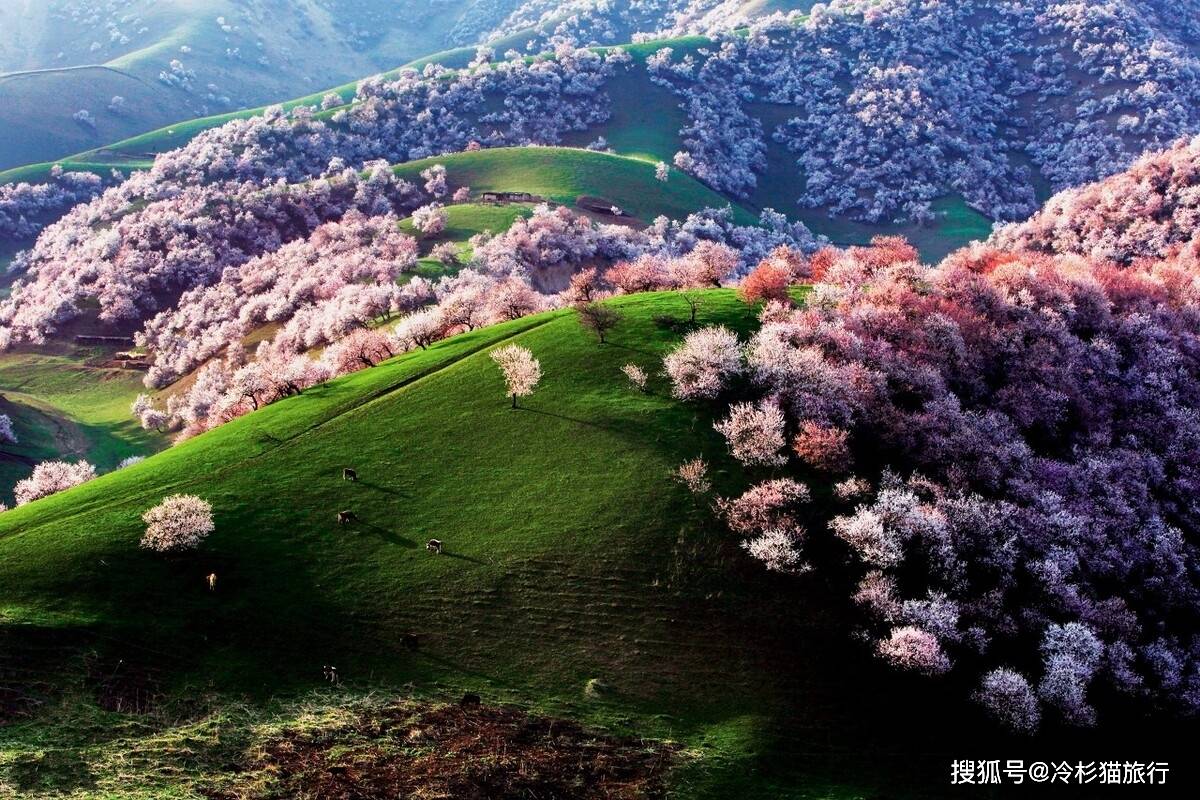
xmin=576 ymin=302 xmax=622 ymax=344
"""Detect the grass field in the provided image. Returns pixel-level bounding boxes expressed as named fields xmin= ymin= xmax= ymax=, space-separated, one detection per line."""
xmin=0 ymin=291 xmax=1186 ymax=798
xmin=394 ymin=147 xmax=759 ymax=226
xmin=0 ymin=351 xmax=165 ymax=505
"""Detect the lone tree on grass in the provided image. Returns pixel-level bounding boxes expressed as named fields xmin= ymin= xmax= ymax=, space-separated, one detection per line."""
xmin=679 ymin=290 xmax=704 ymax=324
xmin=576 ymin=302 xmax=622 ymax=344
xmin=140 ymin=494 xmax=215 ymax=552
xmin=490 ymin=344 xmax=541 ymax=408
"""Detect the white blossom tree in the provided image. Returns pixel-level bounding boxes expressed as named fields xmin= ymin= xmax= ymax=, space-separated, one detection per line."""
xmin=14 ymin=461 xmax=96 ymax=505
xmin=490 ymin=344 xmax=541 ymax=408
xmin=140 ymin=494 xmax=215 ymax=552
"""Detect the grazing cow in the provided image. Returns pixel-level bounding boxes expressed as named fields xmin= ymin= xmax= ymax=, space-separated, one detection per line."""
xmin=426 ymin=538 xmax=443 ymax=554
xmin=343 ymin=467 xmax=357 ymax=481
xmin=337 ymin=510 xmax=357 ymax=524
xmin=459 ymin=692 xmax=481 ymax=708
xmin=206 ymin=573 xmax=217 ymax=592
xmin=401 ymin=633 xmax=420 ymax=651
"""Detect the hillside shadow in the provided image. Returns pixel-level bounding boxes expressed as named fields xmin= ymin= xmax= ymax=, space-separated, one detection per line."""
xmin=603 ymin=341 xmax=659 ymax=358
xmin=353 ymin=479 xmax=409 ymax=498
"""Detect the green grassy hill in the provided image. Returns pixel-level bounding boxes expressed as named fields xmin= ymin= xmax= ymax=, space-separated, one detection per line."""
xmin=0 ymin=1 xmax=541 ymax=172
xmin=0 ymin=291 xmax=1179 ymax=798
xmin=396 ymin=147 xmax=759 ymax=225
xmin=0 ymin=296 xmax=955 ymax=800
xmin=0 ymin=349 xmax=165 ymax=505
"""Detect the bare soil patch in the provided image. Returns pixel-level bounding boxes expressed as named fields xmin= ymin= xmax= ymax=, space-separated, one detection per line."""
xmin=208 ymin=701 xmax=676 ymax=800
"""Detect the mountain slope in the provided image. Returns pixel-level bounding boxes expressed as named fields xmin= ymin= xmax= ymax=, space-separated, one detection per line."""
xmin=0 ymin=1 xmax=526 ymax=171
xmin=0 ymin=1 xmax=815 ymax=172
xmin=393 ymin=147 xmax=759 ymax=224
xmin=0 ymin=291 xmax=1189 ymax=797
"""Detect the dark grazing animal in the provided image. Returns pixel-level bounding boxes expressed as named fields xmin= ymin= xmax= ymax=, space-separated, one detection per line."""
xmin=459 ymin=692 xmax=481 ymax=708
xmin=401 ymin=633 xmax=419 ymax=651
xmin=426 ymin=538 xmax=443 ymax=554
xmin=337 ymin=510 xmax=357 ymax=524
xmin=343 ymin=467 xmax=357 ymax=481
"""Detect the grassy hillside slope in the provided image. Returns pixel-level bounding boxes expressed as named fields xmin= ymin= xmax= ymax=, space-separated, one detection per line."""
xmin=0 ymin=351 xmax=165 ymax=505
xmin=395 ymin=147 xmax=759 ymax=225
xmin=0 ymin=291 xmax=1181 ymax=797
xmin=0 ymin=1 xmax=542 ymax=171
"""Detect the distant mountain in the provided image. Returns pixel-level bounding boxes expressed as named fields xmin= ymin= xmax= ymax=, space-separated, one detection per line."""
xmin=0 ymin=0 xmax=810 ymax=171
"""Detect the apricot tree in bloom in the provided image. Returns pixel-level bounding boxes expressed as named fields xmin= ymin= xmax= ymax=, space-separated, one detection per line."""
xmin=490 ymin=344 xmax=541 ymax=408
xmin=621 ymin=363 xmax=648 ymax=392
xmin=412 ymin=203 xmax=448 ymax=237
xmin=742 ymin=529 xmax=808 ymax=575
xmin=421 ymin=164 xmax=448 ymax=198
xmin=714 ymin=400 xmax=788 ymax=467
xmin=140 ymin=494 xmax=215 ymax=552
xmin=663 ymin=325 xmax=741 ymax=400
xmin=738 ymin=260 xmax=792 ymax=305
xmin=674 ymin=457 xmax=711 ymax=494
xmin=392 ymin=308 xmax=446 ymax=351
xmin=876 ymin=626 xmax=951 ymax=676
xmin=14 ymin=460 xmax=96 ymax=505
xmin=792 ymin=421 xmax=851 ymax=473
xmin=975 ymin=668 xmax=1041 ymax=733
xmin=323 ymin=328 xmax=395 ymax=375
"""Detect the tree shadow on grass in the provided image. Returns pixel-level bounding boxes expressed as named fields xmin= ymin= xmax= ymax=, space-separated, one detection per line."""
xmin=603 ymin=341 xmax=659 ymax=358
xmin=439 ymin=551 xmax=487 ymax=565
xmin=515 ymin=406 xmax=622 ymax=433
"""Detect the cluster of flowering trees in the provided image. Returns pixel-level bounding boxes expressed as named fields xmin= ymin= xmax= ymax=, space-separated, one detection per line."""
xmin=667 ymin=231 xmax=1200 ymax=732
xmin=0 ymin=164 xmax=424 ymax=349
xmin=647 ymin=1 xmax=1200 ymax=223
xmin=0 ymin=168 xmax=105 ymax=241
xmin=137 ymin=211 xmax=420 ymax=387
xmin=472 ymin=0 xmax=774 ymax=51
xmin=993 ymin=134 xmax=1200 ymax=264
xmin=66 ymin=196 xmax=809 ymax=444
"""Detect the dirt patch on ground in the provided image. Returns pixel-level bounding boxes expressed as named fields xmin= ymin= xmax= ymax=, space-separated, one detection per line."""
xmin=208 ymin=701 xmax=676 ymax=800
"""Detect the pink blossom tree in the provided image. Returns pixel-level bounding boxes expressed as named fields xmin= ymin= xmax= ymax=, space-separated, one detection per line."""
xmin=714 ymin=400 xmax=788 ymax=467
xmin=0 ymin=414 xmax=16 ymax=444
xmin=663 ymin=325 xmax=742 ymax=400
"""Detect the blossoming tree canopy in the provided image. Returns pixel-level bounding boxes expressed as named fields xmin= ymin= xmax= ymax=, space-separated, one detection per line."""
xmin=14 ymin=461 xmax=96 ymax=506
xmin=490 ymin=344 xmax=542 ymax=408
xmin=140 ymin=494 xmax=215 ymax=553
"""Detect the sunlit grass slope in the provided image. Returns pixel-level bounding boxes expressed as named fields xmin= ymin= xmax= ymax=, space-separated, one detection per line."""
xmin=0 ymin=291 xmax=1030 ymax=798
xmin=394 ymin=147 xmax=758 ymax=225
